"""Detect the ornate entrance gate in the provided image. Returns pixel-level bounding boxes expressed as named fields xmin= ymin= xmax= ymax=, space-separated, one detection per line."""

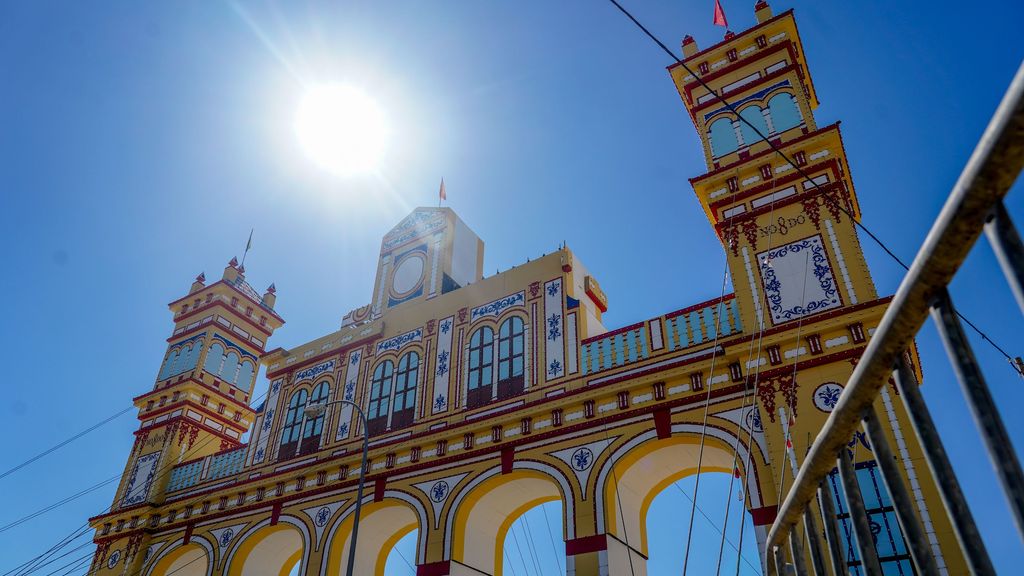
xmin=89 ymin=4 xmax=968 ymax=575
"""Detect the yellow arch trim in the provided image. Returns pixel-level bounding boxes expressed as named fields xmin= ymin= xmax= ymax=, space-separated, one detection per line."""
xmin=278 ymin=549 xmax=302 ymax=576
xmin=374 ymin=522 xmax=418 ymax=576
xmin=324 ymin=499 xmax=421 ymax=576
xmin=452 ymin=469 xmax=564 ymax=565
xmin=150 ymin=543 xmax=208 ymax=576
xmin=226 ymin=524 xmax=302 ymax=576
xmin=493 ymin=495 xmax=559 ymax=576
xmin=603 ymin=434 xmax=736 ymax=554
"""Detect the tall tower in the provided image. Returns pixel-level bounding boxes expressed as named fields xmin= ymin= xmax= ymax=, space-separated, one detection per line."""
xmin=671 ymin=3 xmax=875 ymax=333
xmin=669 ymin=3 xmax=966 ymax=573
xmin=89 ymin=260 xmax=283 ymax=572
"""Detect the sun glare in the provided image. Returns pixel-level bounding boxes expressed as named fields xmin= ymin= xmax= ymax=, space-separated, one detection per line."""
xmin=294 ymin=84 xmax=387 ymax=175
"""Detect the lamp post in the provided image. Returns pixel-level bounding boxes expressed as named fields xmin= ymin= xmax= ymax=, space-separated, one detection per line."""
xmin=304 ymin=399 xmax=369 ymax=576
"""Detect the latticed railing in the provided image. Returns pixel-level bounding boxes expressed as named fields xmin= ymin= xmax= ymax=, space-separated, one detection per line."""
xmin=580 ymin=295 xmax=742 ymax=375
xmin=165 ymin=445 xmax=247 ymax=493
xmin=766 ymin=61 xmax=1024 ymax=575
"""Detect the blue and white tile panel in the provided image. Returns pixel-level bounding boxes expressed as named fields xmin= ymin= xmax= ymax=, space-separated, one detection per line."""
xmin=432 ymin=316 xmax=455 ymax=414
xmin=336 ymin=349 xmax=363 ymax=441
xmin=376 ymin=328 xmax=422 ymax=354
xmin=249 ymin=378 xmax=283 ymax=465
xmin=470 ymin=291 xmax=525 ymax=322
xmin=543 ymin=279 xmax=565 ymax=380
xmin=758 ymin=234 xmax=841 ymax=325
xmin=121 ymin=451 xmax=161 ymax=507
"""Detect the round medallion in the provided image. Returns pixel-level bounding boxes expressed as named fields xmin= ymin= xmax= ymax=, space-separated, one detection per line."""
xmin=430 ymin=480 xmax=449 ymax=503
xmin=745 ymin=407 xmax=764 ymax=433
xmin=107 ymin=549 xmax=121 ymax=569
xmin=391 ymin=253 xmax=426 ymax=297
xmin=220 ymin=528 xmax=234 ymax=547
xmin=570 ymin=447 xmax=594 ymax=472
xmin=813 ymin=382 xmax=844 ymax=412
xmin=315 ymin=506 xmax=332 ymax=527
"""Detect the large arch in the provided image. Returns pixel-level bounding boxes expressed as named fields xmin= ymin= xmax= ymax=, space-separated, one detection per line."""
xmin=448 ymin=464 xmax=570 ymax=576
xmin=147 ymin=539 xmax=213 ymax=576
xmin=321 ymin=491 xmax=428 ymax=575
xmin=224 ymin=517 xmax=309 ymax=576
xmin=595 ymin=424 xmax=767 ymax=573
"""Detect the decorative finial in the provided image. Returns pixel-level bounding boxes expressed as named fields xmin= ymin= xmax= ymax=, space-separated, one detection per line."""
xmin=724 ymin=30 xmax=736 ymax=40
xmin=267 ymin=283 xmax=276 ymax=294
xmin=196 ymin=272 xmax=206 ymax=283
xmin=229 ymin=256 xmax=239 ymax=268
xmin=682 ymin=34 xmax=695 ymax=45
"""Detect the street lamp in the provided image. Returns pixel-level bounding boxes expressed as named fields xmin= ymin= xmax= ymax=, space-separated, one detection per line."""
xmin=304 ymin=399 xmax=369 ymax=576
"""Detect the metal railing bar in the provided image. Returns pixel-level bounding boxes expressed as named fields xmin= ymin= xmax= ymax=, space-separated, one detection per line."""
xmin=765 ymin=58 xmax=1024 ymax=557
xmin=985 ymin=201 xmax=1024 ymax=316
xmin=891 ymin=356 xmax=994 ymax=575
xmin=789 ymin=525 xmax=810 ymax=576
xmin=837 ymin=449 xmax=883 ymax=575
xmin=817 ymin=479 xmax=848 ymax=576
xmin=860 ymin=405 xmax=940 ymax=575
xmin=931 ymin=289 xmax=1024 ymax=539
xmin=801 ymin=508 xmax=827 ymax=576
xmin=772 ymin=544 xmax=788 ymax=576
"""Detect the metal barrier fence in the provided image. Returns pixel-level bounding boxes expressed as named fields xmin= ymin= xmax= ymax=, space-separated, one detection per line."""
xmin=765 ymin=60 xmax=1024 ymax=576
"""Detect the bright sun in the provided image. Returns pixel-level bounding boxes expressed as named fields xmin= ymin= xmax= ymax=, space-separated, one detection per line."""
xmin=294 ymin=84 xmax=388 ymax=175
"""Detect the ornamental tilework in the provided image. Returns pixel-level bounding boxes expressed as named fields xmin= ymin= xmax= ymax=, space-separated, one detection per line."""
xmin=758 ymin=234 xmax=841 ymax=325
xmin=432 ymin=315 xmax=455 ymax=414
xmin=547 ymin=438 xmax=616 ymax=500
xmin=543 ymin=279 xmax=565 ymax=380
xmin=250 ymin=378 xmax=284 ymax=465
xmin=121 ymin=452 xmax=160 ymax=507
xmin=336 ymin=349 xmax=363 ymax=441
xmin=412 ymin=473 xmax=469 ymax=528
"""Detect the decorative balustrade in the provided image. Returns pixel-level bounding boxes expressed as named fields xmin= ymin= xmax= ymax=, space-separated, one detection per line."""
xmin=580 ymin=295 xmax=742 ymax=376
xmin=166 ymin=445 xmax=247 ymax=493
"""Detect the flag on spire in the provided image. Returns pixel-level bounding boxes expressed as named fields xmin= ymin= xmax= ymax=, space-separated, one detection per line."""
xmin=713 ymin=0 xmax=728 ymax=27
xmin=439 ymin=178 xmax=447 ymax=203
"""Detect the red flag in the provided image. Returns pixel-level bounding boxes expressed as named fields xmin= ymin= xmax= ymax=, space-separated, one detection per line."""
xmin=439 ymin=178 xmax=447 ymax=202
xmin=713 ymin=0 xmax=728 ymax=27
xmin=786 ymin=437 xmax=793 ymax=450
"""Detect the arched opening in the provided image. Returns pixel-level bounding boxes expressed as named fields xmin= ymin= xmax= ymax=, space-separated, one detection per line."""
xmin=324 ymin=499 xmax=422 ymax=576
xmin=226 ymin=523 xmax=305 ymax=576
xmin=768 ymin=92 xmax=802 ymax=133
xmin=501 ymin=501 xmax=566 ymax=576
xmin=149 ymin=542 xmax=210 ymax=576
xmin=738 ymin=105 xmax=770 ymax=147
xmin=451 ymin=469 xmax=567 ymax=576
xmin=601 ymin=434 xmax=763 ymax=575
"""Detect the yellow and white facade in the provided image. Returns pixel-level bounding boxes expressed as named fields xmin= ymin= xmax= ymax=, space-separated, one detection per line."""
xmin=89 ymin=3 xmax=968 ymax=575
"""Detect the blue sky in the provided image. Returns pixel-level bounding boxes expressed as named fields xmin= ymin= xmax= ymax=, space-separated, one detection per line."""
xmin=2 ymin=0 xmax=1023 ymax=574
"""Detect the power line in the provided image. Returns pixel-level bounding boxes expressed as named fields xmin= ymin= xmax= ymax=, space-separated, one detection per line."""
xmin=0 ymin=407 xmax=134 ymax=482
xmin=604 ymin=0 xmax=1022 ymax=376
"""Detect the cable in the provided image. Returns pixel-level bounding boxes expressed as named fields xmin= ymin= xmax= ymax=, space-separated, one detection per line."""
xmin=670 ymin=481 xmax=761 ymax=573
xmin=604 ymin=0 xmax=1022 ymax=377
xmin=0 ymin=407 xmax=134 ymax=483
xmin=540 ymin=502 xmax=564 ymax=574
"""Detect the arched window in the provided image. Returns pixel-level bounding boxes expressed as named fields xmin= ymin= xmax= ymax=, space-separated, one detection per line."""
xmin=236 ymin=360 xmax=256 ymax=392
xmin=367 ymin=361 xmax=394 ymax=436
xmin=497 ymin=317 xmax=525 ymax=399
xmin=467 ymin=327 xmax=494 ymax=408
xmin=392 ymin=352 xmax=419 ymax=430
xmin=203 ymin=343 xmax=225 ymax=375
xmin=159 ymin=349 xmax=179 ymax=380
xmin=221 ymin=351 xmax=240 ymax=383
xmin=279 ymin=389 xmax=308 ymax=459
xmin=768 ymin=92 xmax=802 ymax=133
xmin=708 ymin=117 xmax=739 ymax=157
xmin=738 ymin=106 xmax=770 ymax=147
xmin=181 ymin=341 xmax=203 ymax=373
xmin=300 ymin=381 xmax=330 ymax=454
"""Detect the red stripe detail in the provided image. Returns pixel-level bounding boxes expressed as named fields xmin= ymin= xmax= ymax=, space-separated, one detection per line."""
xmin=565 ymin=534 xmax=608 ymax=555
xmin=749 ymin=505 xmax=778 ymax=526
xmin=183 ymin=523 xmax=193 ymax=544
xmin=374 ymin=477 xmax=386 ymax=502
xmin=501 ymin=447 xmax=514 ymax=474
xmin=654 ymin=408 xmax=671 ymax=440
xmin=270 ymin=502 xmax=282 ymax=525
xmin=416 ymin=561 xmax=450 ymax=576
